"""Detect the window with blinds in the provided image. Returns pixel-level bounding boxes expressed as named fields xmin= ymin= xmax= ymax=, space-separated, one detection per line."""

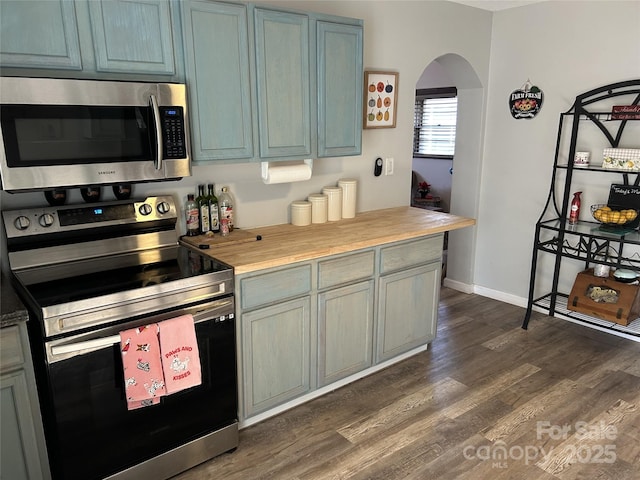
xmin=413 ymin=87 xmax=457 ymax=158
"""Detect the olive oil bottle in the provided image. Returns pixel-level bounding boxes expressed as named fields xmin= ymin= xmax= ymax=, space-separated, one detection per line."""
xmin=197 ymin=185 xmax=211 ymax=233
xmin=208 ymin=184 xmax=220 ymax=233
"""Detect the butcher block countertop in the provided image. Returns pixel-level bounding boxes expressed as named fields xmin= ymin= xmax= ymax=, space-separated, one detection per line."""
xmin=180 ymin=206 xmax=475 ymax=275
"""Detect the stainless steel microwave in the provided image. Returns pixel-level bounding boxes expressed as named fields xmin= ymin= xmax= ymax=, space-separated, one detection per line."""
xmin=0 ymin=77 xmax=191 ymax=192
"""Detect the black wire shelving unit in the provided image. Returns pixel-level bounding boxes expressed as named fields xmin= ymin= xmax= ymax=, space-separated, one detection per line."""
xmin=523 ymin=80 xmax=640 ymax=340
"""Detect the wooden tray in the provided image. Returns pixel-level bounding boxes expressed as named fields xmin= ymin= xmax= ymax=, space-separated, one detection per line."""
xmin=180 ymin=228 xmax=263 ymax=249
xmin=567 ymin=268 xmax=640 ymax=325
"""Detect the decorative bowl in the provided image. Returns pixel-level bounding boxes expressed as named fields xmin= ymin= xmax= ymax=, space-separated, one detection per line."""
xmin=591 ymin=204 xmax=639 ymax=226
xmin=613 ymin=268 xmax=639 ymax=283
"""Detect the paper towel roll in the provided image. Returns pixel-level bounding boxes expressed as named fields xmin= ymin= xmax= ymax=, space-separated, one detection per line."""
xmin=261 ymin=160 xmax=313 ymax=184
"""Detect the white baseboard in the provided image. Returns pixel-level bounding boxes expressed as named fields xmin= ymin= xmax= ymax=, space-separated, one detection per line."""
xmin=472 ymin=284 xmax=528 ymax=308
xmin=442 ymin=277 xmax=474 ymax=294
xmin=443 ymin=278 xmax=528 ymax=309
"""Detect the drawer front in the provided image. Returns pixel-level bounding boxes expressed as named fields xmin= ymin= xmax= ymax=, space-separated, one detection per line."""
xmin=240 ymin=264 xmax=312 ymax=310
xmin=318 ymin=250 xmax=374 ymax=290
xmin=380 ymin=235 xmax=443 ymax=274
xmin=0 ymin=325 xmax=25 ymax=372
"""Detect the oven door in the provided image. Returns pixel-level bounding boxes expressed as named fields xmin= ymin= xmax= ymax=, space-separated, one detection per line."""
xmin=34 ymin=297 xmax=237 ymax=480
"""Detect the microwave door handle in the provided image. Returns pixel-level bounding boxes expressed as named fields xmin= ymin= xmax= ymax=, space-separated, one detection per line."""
xmin=149 ymin=94 xmax=163 ymax=171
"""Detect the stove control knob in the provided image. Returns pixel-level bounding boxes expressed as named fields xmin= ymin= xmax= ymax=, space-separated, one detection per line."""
xmin=14 ymin=215 xmax=31 ymax=231
xmin=39 ymin=213 xmax=55 ymax=228
xmin=157 ymin=201 xmax=171 ymax=215
xmin=138 ymin=203 xmax=153 ymax=216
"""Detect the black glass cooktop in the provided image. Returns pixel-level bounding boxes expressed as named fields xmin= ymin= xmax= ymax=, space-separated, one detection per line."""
xmin=23 ymin=246 xmax=230 ymax=307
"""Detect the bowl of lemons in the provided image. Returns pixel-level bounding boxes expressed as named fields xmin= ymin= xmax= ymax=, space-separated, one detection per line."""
xmin=591 ymin=204 xmax=639 ymax=226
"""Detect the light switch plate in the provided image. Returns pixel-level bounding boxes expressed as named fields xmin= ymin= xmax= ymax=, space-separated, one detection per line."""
xmin=385 ymin=157 xmax=394 ymax=175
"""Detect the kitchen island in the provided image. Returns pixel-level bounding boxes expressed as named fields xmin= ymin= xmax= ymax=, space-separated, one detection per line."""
xmin=183 ymin=206 xmax=474 ymax=274
xmin=181 ymin=206 xmax=475 ymax=426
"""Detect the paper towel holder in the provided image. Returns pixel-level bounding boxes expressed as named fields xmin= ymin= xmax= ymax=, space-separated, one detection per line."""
xmin=261 ymin=159 xmax=313 ymax=184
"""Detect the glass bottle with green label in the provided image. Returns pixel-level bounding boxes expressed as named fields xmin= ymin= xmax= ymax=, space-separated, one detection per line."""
xmin=208 ymin=183 xmax=220 ymax=233
xmin=197 ymin=185 xmax=210 ymax=234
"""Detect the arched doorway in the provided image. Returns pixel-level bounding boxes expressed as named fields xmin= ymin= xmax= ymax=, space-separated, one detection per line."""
xmin=414 ymin=54 xmax=484 ymax=292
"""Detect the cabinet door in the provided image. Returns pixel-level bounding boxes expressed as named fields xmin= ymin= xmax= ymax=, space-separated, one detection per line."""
xmin=88 ymin=0 xmax=175 ymax=74
xmin=317 ymin=21 xmax=363 ymax=158
xmin=0 ymin=0 xmax=81 ymax=70
xmin=254 ymin=9 xmax=311 ymax=159
xmin=318 ymin=280 xmax=374 ymax=386
xmin=377 ymin=262 xmax=440 ymax=363
xmin=182 ymin=0 xmax=253 ymax=161
xmin=242 ymin=297 xmax=311 ymax=417
xmin=0 ymin=371 xmax=45 ymax=480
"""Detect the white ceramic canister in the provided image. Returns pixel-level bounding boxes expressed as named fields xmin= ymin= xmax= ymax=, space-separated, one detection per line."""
xmin=308 ymin=193 xmax=328 ymax=224
xmin=322 ymin=186 xmax=342 ymax=221
xmin=290 ymin=200 xmax=311 ymax=226
xmin=594 ymin=264 xmax=610 ymax=277
xmin=338 ymin=178 xmax=357 ymax=218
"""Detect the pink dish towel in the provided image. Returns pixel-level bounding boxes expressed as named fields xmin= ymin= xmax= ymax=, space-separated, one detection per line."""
xmin=159 ymin=314 xmax=202 ymax=394
xmin=119 ymin=324 xmax=166 ymax=410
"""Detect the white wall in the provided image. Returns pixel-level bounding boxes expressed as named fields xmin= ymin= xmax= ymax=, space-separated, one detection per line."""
xmin=476 ymin=1 xmax=640 ymax=301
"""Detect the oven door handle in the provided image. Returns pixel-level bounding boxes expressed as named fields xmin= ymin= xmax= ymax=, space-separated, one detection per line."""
xmin=51 ymin=335 xmax=121 ymax=356
xmin=149 ymin=93 xmax=163 ymax=171
xmin=49 ymin=312 xmax=223 ymax=357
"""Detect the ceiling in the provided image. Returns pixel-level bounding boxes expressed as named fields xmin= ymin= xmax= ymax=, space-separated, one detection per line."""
xmin=448 ymin=1 xmax=547 ymax=11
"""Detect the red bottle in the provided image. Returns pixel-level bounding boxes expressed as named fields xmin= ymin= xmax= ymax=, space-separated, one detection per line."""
xmin=569 ymin=191 xmax=582 ymax=224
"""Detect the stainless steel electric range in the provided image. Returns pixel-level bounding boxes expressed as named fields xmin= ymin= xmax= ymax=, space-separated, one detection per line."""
xmin=2 ymin=195 xmax=238 ymax=480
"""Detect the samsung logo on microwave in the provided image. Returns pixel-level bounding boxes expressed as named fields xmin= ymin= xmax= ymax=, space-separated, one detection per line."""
xmin=98 ymin=170 xmax=117 ymax=176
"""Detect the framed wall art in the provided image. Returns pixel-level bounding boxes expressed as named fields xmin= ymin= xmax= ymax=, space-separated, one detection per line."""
xmin=363 ymin=71 xmax=398 ymax=129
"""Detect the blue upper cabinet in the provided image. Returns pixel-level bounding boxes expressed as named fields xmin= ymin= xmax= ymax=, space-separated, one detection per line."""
xmin=88 ymin=0 xmax=176 ymax=75
xmin=317 ymin=21 xmax=363 ymax=158
xmin=180 ymin=1 xmax=363 ymax=164
xmin=181 ymin=0 xmax=254 ymax=161
xmin=0 ymin=0 xmax=82 ymax=70
xmin=0 ymin=0 xmax=182 ymax=81
xmin=254 ymin=9 xmax=312 ymax=159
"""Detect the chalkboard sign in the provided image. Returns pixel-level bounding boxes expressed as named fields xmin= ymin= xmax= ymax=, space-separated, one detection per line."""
xmin=608 ymin=184 xmax=640 ymax=228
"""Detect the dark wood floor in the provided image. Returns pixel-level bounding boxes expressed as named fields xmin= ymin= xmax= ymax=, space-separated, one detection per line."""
xmin=173 ymin=288 xmax=640 ymax=480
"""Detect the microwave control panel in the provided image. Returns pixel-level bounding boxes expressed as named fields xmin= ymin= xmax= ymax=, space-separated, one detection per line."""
xmin=161 ymin=107 xmax=186 ymax=159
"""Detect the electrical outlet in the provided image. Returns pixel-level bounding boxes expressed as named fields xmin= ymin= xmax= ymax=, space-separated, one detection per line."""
xmin=385 ymin=157 xmax=394 ymax=175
